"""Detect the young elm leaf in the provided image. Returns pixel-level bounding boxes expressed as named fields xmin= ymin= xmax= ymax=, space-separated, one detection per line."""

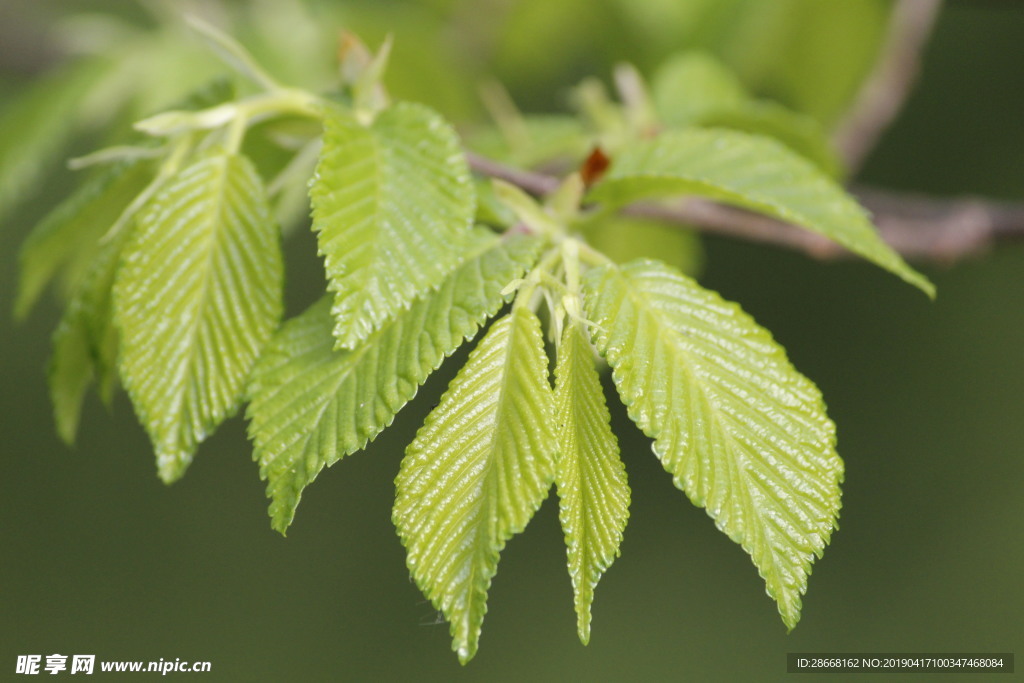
xmin=588 ymin=128 xmax=933 ymax=296
xmin=115 ymin=149 xmax=283 ymax=482
xmin=554 ymin=321 xmax=630 ymax=644
xmin=310 ymin=102 xmax=476 ymax=350
xmin=246 ymin=230 xmax=542 ymax=533
xmin=584 ymin=258 xmax=843 ymax=630
xmin=394 ymin=305 xmax=558 ymax=664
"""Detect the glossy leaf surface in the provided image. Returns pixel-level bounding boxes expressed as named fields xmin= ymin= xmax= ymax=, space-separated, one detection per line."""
xmin=115 ymin=150 xmax=282 ymax=482
xmin=247 ymin=231 xmax=540 ymax=532
xmin=394 ymin=306 xmax=557 ymax=663
xmin=588 ymin=129 xmax=933 ymax=296
xmin=584 ymin=259 xmax=843 ymax=629
xmin=554 ymin=321 xmax=630 ymax=644
xmin=310 ymin=102 xmax=476 ymax=349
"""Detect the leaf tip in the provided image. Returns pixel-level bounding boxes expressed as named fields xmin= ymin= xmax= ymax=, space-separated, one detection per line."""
xmin=778 ymin=596 xmax=802 ymax=633
xmin=12 ymin=291 xmax=32 ymax=323
xmin=156 ymin=450 xmax=192 ymax=484
xmin=270 ymin=507 xmax=294 ymax=537
xmin=329 ymin=302 xmax=376 ymax=351
xmin=55 ymin=420 xmax=77 ymax=448
xmin=456 ymin=643 xmax=477 ymax=666
xmin=919 ymin=277 xmax=937 ymax=300
xmin=893 ymin=259 xmax=936 ymax=299
xmin=577 ymin=622 xmax=592 ymax=646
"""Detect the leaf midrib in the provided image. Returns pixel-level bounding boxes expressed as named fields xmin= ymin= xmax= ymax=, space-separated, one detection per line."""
xmin=356 ymin=120 xmax=386 ymax=319
xmin=163 ymin=154 xmax=234 ymax=448
xmin=460 ymin=312 xmax=525 ymax=645
xmin=561 ymin=332 xmax=598 ymax=576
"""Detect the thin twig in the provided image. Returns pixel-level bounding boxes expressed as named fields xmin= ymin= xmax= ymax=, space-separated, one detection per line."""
xmin=466 ymin=152 xmax=1024 ymax=263
xmin=465 ymin=151 xmax=560 ymax=195
xmin=626 ymin=191 xmax=1024 ymax=262
xmin=834 ymin=0 xmax=944 ymax=174
xmin=855 ymin=187 xmax=1024 ymax=260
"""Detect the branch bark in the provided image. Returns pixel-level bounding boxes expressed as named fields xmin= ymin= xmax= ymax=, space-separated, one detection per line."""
xmin=466 ymin=152 xmax=1024 ymax=263
xmin=834 ymin=0 xmax=944 ymax=174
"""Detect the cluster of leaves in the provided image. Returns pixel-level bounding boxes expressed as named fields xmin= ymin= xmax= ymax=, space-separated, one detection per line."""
xmin=13 ymin=16 xmax=932 ymax=665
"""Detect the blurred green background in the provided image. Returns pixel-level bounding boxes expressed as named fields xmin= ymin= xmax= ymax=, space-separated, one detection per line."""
xmin=1 ymin=1 xmax=1021 ymax=680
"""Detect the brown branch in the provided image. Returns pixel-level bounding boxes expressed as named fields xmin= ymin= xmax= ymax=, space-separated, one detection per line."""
xmin=466 ymin=152 xmax=1024 ymax=263
xmin=464 ymin=151 xmax=560 ymax=195
xmin=834 ymin=0 xmax=943 ymax=174
xmin=626 ymin=190 xmax=1024 ymax=263
xmin=0 ymin=7 xmax=64 ymax=74
xmin=854 ymin=187 xmax=1024 ymax=260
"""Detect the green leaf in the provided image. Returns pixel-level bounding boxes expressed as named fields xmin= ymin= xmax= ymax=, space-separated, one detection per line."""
xmin=16 ymin=160 xmax=153 ymax=319
xmin=718 ymin=0 xmax=889 ymax=126
xmin=267 ymin=138 xmax=320 ymax=236
xmin=247 ymin=230 xmax=541 ymax=533
xmin=48 ymin=217 xmax=137 ymax=444
xmin=651 ymin=51 xmax=747 ymax=128
xmin=580 ymin=214 xmax=703 ymax=276
xmin=394 ymin=305 xmax=558 ymax=664
xmin=310 ymin=102 xmax=476 ymax=349
xmin=491 ymin=179 xmax=561 ymax=235
xmin=583 ymin=259 xmax=843 ymax=630
xmin=473 ymin=177 xmax=516 ymax=228
xmin=588 ymin=129 xmax=934 ymax=296
xmin=554 ymin=321 xmax=630 ymax=644
xmin=49 ymin=307 xmax=94 ymax=447
xmin=17 ymin=77 xmax=236 ymax=321
xmin=650 ymin=52 xmax=840 ymax=176
xmin=115 ymin=150 xmax=283 ymax=482
xmin=170 ymin=77 xmax=238 ymax=113
xmin=466 ymin=115 xmax=590 ymax=168
xmin=184 ymin=14 xmax=281 ymax=91
xmin=0 ymin=59 xmax=108 ymax=221
xmin=695 ymin=101 xmax=842 ymax=178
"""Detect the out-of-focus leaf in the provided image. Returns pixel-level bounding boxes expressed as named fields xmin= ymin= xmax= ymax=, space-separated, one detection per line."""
xmin=16 ymin=160 xmax=153 ymax=318
xmin=47 ymin=218 xmax=135 ymax=443
xmin=651 ymin=51 xmax=747 ymax=128
xmin=580 ymin=215 xmax=703 ymax=277
xmin=715 ymin=0 xmax=889 ymax=126
xmin=0 ymin=59 xmax=109 ymax=222
xmin=466 ymin=115 xmax=591 ymax=168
